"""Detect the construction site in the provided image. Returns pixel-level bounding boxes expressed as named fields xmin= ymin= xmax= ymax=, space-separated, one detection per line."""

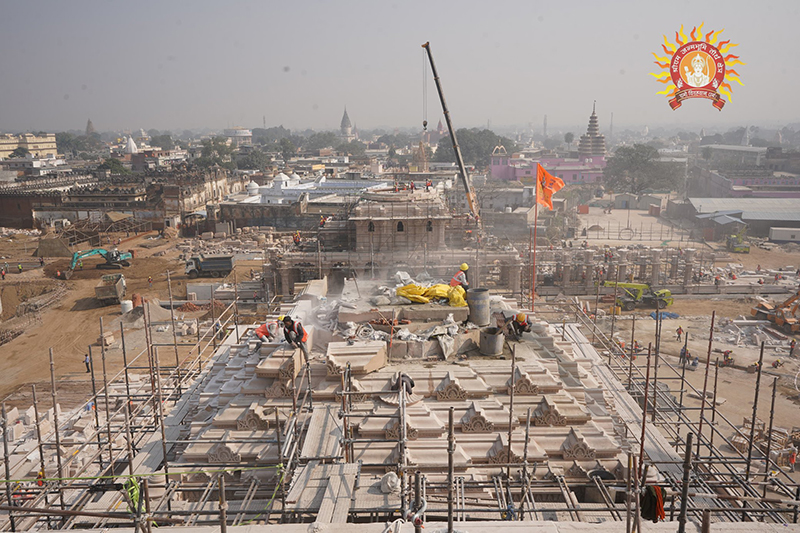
xmin=2 ymin=50 xmax=800 ymax=533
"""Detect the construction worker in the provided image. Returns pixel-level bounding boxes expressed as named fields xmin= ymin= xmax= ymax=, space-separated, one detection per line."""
xmin=425 ymin=179 xmax=432 ymax=191
xmin=790 ymin=449 xmax=797 ymax=472
xmin=39 ymin=257 xmax=44 ymax=267
xmin=772 ymin=358 xmax=783 ymax=368
xmin=254 ymin=317 xmax=284 ymax=350
xmin=79 ymin=260 xmax=83 ymax=270
xmin=36 ymin=470 xmax=45 ymax=487
xmin=293 ymin=231 xmax=301 ymax=246
xmin=319 ymin=215 xmax=326 ymax=228
xmin=84 ymin=353 xmax=91 ymax=373
xmin=148 ymin=276 xmax=152 ymax=288
xmin=508 ymin=313 xmax=532 ymax=340
xmin=0 ymin=269 xmax=4 ymax=280
xmin=676 ymin=326 xmax=683 ymax=342
xmin=450 ymin=263 xmax=469 ymax=290
xmin=17 ymin=263 xmax=22 ymax=274
xmin=283 ymin=316 xmax=310 ymax=363
xmin=790 ymin=339 xmax=796 ymax=358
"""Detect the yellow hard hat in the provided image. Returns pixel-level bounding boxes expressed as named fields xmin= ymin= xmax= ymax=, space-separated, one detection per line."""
xmin=460 ymin=263 xmax=469 ymax=271
xmin=277 ymin=315 xmax=285 ymax=321
xmin=516 ymin=313 xmax=526 ymax=322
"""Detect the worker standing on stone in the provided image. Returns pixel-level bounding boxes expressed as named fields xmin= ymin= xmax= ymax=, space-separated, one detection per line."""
xmin=283 ymin=316 xmax=310 ymax=363
xmin=676 ymin=326 xmax=683 ymax=342
xmin=449 ymin=263 xmax=470 ymax=290
xmin=254 ymin=317 xmax=284 ymax=350
xmin=508 ymin=313 xmax=532 ymax=341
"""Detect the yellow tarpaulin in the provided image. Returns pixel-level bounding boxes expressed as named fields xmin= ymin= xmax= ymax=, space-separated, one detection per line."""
xmin=395 ymin=284 xmax=467 ymax=307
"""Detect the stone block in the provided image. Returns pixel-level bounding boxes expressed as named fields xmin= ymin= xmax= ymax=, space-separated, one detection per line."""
xmin=11 ymin=422 xmax=26 ymax=442
xmin=38 ymin=419 xmax=52 ymax=437
xmin=5 ymin=407 xmax=19 ymax=424
xmin=21 ymin=406 xmax=35 ymax=425
xmin=187 ymin=292 xmax=197 ymax=301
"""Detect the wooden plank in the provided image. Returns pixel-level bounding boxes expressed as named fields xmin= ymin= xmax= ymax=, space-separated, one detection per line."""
xmin=285 ymin=460 xmax=319 ymax=504
xmin=315 ymin=465 xmax=344 ymax=523
xmin=330 ymin=465 xmax=358 ymax=523
xmin=301 ymin=405 xmax=342 ymax=460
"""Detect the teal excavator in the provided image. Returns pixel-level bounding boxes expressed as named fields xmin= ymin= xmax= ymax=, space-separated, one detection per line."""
xmin=58 ymin=248 xmax=133 ymax=279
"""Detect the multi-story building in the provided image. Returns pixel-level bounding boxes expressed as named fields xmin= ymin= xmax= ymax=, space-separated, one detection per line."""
xmin=0 ymin=133 xmax=58 ymax=159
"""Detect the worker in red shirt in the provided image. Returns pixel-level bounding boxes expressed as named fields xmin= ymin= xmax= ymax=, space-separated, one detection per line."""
xmin=283 ymin=316 xmax=310 ymax=363
xmin=449 ymin=263 xmax=470 ymax=290
xmin=254 ymin=317 xmax=283 ymax=351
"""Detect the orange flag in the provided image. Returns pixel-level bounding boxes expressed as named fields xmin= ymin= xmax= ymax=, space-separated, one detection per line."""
xmin=536 ymin=164 xmax=565 ymax=210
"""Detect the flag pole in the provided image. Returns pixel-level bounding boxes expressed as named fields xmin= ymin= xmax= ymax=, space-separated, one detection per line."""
xmin=532 ymin=164 xmax=540 ymax=312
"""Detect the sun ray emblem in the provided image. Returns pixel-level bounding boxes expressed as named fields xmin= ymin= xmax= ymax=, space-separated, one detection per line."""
xmin=650 ymin=24 xmax=744 ymax=110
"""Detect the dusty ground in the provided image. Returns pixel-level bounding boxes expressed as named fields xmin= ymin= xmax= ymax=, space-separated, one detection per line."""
xmin=0 ymin=231 xmax=200 ymax=402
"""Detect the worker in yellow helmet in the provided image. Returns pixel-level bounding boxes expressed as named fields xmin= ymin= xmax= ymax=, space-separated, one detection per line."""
xmin=508 ymin=312 xmax=532 ymax=341
xmin=449 ymin=263 xmax=470 ymax=290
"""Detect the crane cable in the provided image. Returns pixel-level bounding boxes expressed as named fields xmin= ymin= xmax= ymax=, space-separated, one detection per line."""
xmin=422 ymin=49 xmax=428 ymax=131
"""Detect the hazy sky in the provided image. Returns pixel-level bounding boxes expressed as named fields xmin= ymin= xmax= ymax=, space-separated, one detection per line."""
xmin=1 ymin=0 xmax=799 ymax=134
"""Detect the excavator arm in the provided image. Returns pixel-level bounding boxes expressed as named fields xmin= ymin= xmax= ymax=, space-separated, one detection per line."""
xmin=69 ymin=249 xmax=108 ymax=270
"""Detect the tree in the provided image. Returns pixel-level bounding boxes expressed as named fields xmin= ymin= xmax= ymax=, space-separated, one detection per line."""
xmin=196 ymin=137 xmax=235 ymax=169
xmin=602 ymin=144 xmax=682 ymax=194
xmin=305 ymin=131 xmax=338 ymax=151
xmin=149 ymin=134 xmax=174 ymax=150
xmin=278 ymin=138 xmax=296 ymax=161
xmin=336 ymin=140 xmax=366 ymax=157
xmin=10 ymin=146 xmax=30 ymax=158
xmin=97 ymin=158 xmax=128 ymax=174
xmin=564 ymin=132 xmax=574 ymax=149
xmin=433 ymin=128 xmax=516 ymax=167
xmin=701 ymin=146 xmax=713 ymax=160
xmin=238 ymin=148 xmax=270 ymax=170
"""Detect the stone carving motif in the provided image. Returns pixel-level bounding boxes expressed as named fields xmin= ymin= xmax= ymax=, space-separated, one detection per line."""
xmin=264 ymin=380 xmax=291 ymax=399
xmin=208 ymin=444 xmax=241 ymax=463
xmin=462 ymin=413 xmax=494 ymax=433
xmin=327 ymin=360 xmax=343 ymax=377
xmin=533 ymin=397 xmax=567 ymax=426
xmin=489 ymin=445 xmax=521 ymax=465
xmin=561 ymin=429 xmax=596 ymax=460
xmin=278 ymin=359 xmax=296 ymax=381
xmin=236 ymin=410 xmax=269 ymax=431
xmin=386 ymin=422 xmax=418 ymax=441
xmin=566 ymin=460 xmax=588 ymax=478
xmin=436 ymin=381 xmax=467 ymax=401
xmin=513 ymin=377 xmax=540 ymax=396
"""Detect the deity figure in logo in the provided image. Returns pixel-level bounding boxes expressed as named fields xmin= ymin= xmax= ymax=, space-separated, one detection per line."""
xmin=683 ymin=53 xmax=710 ymax=87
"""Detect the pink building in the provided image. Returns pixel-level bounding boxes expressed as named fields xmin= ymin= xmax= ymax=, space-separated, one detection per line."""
xmin=491 ymin=104 xmax=607 ymax=185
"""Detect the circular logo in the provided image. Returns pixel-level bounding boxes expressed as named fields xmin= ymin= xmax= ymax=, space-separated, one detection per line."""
xmin=670 ymin=41 xmax=725 ymax=91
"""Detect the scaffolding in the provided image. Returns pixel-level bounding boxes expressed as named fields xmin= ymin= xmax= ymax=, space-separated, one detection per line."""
xmin=1 ymin=281 xmax=799 ymax=532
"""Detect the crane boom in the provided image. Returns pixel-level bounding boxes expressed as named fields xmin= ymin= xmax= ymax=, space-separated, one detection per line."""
xmin=422 ymin=42 xmax=479 ymax=219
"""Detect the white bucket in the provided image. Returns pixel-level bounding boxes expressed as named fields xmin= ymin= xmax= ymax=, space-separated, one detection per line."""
xmin=120 ymin=300 xmax=134 ymax=314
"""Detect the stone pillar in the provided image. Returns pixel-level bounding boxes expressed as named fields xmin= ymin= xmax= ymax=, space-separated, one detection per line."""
xmin=281 ymin=269 xmax=292 ymax=295
xmin=561 ymin=264 xmax=572 ymax=287
xmin=683 ymin=261 xmax=694 ymax=286
xmin=670 ymin=255 xmax=679 ymax=279
xmin=507 ymin=265 xmax=522 ymax=295
xmin=607 ymin=263 xmax=617 ymax=281
xmin=651 ymin=250 xmax=662 ymax=285
xmin=618 ymin=263 xmax=628 ymax=281
xmin=638 ymin=260 xmax=647 ymax=280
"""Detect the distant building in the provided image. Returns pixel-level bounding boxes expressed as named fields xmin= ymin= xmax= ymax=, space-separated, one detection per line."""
xmin=340 ymin=108 xmax=356 ymax=142
xmin=224 ymin=127 xmax=252 ymax=147
xmin=490 ymin=104 xmax=606 ymax=185
xmin=0 ymin=133 xmax=58 ymax=160
xmin=86 ymin=119 xmax=95 ymax=136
